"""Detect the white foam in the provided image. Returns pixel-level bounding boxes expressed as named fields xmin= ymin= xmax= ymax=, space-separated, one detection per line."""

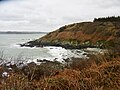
xmin=42 ymin=46 xmax=88 ymax=63
xmin=24 ymin=46 xmax=88 ymax=64
xmin=7 ymin=45 xmax=88 ymax=64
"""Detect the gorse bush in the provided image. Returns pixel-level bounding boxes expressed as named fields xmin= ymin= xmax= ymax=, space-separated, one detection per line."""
xmin=94 ymin=16 xmax=120 ymax=22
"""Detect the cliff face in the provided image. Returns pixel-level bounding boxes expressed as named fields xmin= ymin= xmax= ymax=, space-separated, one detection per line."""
xmin=24 ymin=19 xmax=120 ymax=50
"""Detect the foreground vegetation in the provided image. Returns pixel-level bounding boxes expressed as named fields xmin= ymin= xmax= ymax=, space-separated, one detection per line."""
xmin=0 ymin=52 xmax=119 ymax=90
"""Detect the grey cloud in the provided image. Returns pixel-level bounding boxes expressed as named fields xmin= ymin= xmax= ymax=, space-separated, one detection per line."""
xmin=0 ymin=0 xmax=120 ymax=32
xmin=93 ymin=0 xmax=120 ymax=8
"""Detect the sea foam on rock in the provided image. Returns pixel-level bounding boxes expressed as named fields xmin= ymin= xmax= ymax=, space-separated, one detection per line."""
xmin=35 ymin=46 xmax=88 ymax=63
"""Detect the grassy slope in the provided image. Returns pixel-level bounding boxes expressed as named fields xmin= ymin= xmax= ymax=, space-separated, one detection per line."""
xmin=37 ymin=21 xmax=120 ymax=49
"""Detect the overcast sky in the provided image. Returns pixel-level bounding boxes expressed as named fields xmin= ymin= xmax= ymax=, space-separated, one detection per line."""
xmin=0 ymin=0 xmax=120 ymax=32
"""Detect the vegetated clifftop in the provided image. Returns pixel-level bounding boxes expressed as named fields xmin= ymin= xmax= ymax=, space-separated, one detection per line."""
xmin=24 ymin=17 xmax=120 ymax=51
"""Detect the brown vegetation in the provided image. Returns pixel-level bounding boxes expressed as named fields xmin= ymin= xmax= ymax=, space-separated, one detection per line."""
xmin=0 ymin=53 xmax=119 ymax=90
xmin=40 ymin=21 xmax=119 ymax=43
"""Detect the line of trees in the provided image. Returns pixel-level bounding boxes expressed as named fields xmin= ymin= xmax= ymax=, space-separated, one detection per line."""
xmin=94 ymin=16 xmax=120 ymax=22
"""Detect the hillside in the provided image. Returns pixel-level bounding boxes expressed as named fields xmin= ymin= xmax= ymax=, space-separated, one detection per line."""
xmin=22 ymin=17 xmax=120 ymax=52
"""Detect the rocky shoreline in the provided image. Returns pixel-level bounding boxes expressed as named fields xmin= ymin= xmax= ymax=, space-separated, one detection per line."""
xmin=19 ymin=39 xmax=103 ymax=49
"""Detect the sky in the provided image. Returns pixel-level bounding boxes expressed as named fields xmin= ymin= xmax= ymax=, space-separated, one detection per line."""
xmin=0 ymin=0 xmax=120 ymax=32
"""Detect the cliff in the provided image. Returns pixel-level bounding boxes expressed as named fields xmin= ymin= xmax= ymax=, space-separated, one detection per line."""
xmin=22 ymin=17 xmax=120 ymax=51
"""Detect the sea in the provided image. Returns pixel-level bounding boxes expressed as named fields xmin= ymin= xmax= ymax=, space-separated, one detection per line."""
xmin=0 ymin=33 xmax=88 ymax=64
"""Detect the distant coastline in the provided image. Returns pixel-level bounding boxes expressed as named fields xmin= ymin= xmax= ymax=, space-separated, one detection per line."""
xmin=0 ymin=31 xmax=48 ymax=34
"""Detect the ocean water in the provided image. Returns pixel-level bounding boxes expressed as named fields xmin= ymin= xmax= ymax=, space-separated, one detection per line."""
xmin=0 ymin=33 xmax=87 ymax=64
